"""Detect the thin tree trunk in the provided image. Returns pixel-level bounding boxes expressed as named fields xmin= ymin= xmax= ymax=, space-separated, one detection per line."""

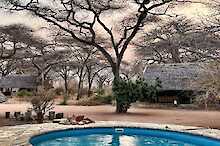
xmin=87 ymin=81 xmax=92 ymax=97
xmin=170 ymin=48 xmax=181 ymax=63
xmin=76 ymin=69 xmax=83 ymax=100
xmin=64 ymin=74 xmax=68 ymax=95
xmin=87 ymin=67 xmax=93 ymax=97
xmin=77 ymin=79 xmax=82 ymax=100
xmin=41 ymin=72 xmax=44 ymax=89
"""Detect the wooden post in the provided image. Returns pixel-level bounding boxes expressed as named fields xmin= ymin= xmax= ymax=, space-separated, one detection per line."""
xmin=14 ymin=112 xmax=21 ymax=120
xmin=55 ymin=113 xmax=64 ymax=119
xmin=25 ymin=110 xmax=32 ymax=121
xmin=5 ymin=112 xmax=10 ymax=119
xmin=49 ymin=111 xmax=55 ymax=120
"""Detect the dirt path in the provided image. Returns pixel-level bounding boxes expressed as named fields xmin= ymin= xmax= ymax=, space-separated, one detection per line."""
xmin=0 ymin=103 xmax=220 ymax=129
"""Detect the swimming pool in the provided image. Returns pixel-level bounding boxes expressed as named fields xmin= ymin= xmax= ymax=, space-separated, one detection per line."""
xmin=30 ymin=127 xmax=220 ymax=146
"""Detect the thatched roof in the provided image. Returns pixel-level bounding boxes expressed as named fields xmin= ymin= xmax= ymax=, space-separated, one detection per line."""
xmin=0 ymin=75 xmax=38 ymax=89
xmin=143 ymin=63 xmax=205 ymax=91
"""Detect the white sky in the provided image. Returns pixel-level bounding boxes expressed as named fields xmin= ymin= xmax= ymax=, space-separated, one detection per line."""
xmin=0 ymin=0 xmax=214 ymax=62
xmin=0 ymin=0 xmax=212 ymax=28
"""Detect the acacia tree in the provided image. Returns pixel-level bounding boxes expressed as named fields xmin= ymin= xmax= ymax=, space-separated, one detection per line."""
xmin=73 ymin=48 xmax=97 ymax=99
xmin=0 ymin=59 xmax=17 ymax=77
xmin=3 ymin=0 xmax=177 ymax=112
xmin=31 ymin=49 xmax=68 ymax=89
xmin=0 ymin=24 xmax=53 ymax=77
xmin=54 ymin=34 xmax=111 ymax=98
xmin=85 ymin=57 xmax=110 ymax=97
xmin=135 ymin=16 xmax=220 ymax=64
xmin=53 ymin=60 xmax=78 ymax=95
xmin=121 ymin=60 xmax=144 ymax=80
xmin=96 ymin=70 xmax=113 ymax=90
xmin=0 ymin=24 xmax=43 ymax=60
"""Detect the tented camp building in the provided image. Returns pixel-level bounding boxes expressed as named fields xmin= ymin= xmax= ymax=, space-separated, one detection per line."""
xmin=143 ymin=63 xmax=206 ymax=104
xmin=0 ymin=75 xmax=39 ymax=95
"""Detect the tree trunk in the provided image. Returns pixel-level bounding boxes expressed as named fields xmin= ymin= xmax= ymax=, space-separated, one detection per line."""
xmin=77 ymin=76 xmax=83 ymax=100
xmin=170 ymin=48 xmax=181 ymax=63
xmin=87 ymin=81 xmax=92 ymax=97
xmin=64 ymin=75 xmax=68 ymax=95
xmin=63 ymin=74 xmax=68 ymax=105
xmin=41 ymin=72 xmax=45 ymax=89
xmin=77 ymin=79 xmax=82 ymax=100
xmin=76 ymin=67 xmax=84 ymax=100
xmin=116 ymin=102 xmax=128 ymax=113
xmin=112 ymin=62 xmax=124 ymax=113
xmin=112 ymin=63 xmax=120 ymax=80
xmin=87 ymin=67 xmax=92 ymax=97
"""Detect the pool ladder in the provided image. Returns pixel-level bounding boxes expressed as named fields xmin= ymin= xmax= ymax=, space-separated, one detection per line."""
xmin=115 ymin=128 xmax=124 ymax=133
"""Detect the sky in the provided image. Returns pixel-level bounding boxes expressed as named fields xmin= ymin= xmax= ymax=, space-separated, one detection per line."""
xmin=0 ymin=0 xmax=212 ymax=29
xmin=0 ymin=0 xmax=214 ymax=62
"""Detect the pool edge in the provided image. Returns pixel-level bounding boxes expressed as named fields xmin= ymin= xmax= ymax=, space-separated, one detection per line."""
xmin=0 ymin=121 xmax=220 ymax=146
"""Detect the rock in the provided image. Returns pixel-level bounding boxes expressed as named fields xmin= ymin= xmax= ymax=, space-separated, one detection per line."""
xmin=53 ymin=118 xmax=67 ymax=123
xmin=0 ymin=92 xmax=7 ymax=103
xmin=82 ymin=120 xmax=90 ymax=124
xmin=78 ymin=121 xmax=84 ymax=125
xmin=75 ymin=115 xmax=84 ymax=122
xmin=84 ymin=118 xmax=95 ymax=123
xmin=70 ymin=121 xmax=77 ymax=125
xmin=59 ymin=119 xmax=70 ymax=125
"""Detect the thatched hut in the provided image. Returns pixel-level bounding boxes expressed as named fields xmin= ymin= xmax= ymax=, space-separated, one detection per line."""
xmin=143 ymin=63 xmax=205 ymax=104
xmin=0 ymin=75 xmax=39 ymax=95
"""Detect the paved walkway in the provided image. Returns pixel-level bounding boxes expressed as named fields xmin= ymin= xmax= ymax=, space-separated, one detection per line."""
xmin=0 ymin=121 xmax=220 ymax=146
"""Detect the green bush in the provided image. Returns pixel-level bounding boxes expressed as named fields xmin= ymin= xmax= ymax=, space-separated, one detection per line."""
xmin=113 ymin=78 xmax=161 ymax=113
xmin=95 ymin=94 xmax=113 ymax=104
xmin=96 ymin=88 xmax=105 ymax=95
xmin=54 ymin=87 xmax=64 ymax=95
xmin=17 ymin=90 xmax=33 ymax=97
xmin=194 ymin=90 xmax=219 ymax=109
xmin=59 ymin=95 xmax=69 ymax=105
xmin=31 ymin=89 xmax=55 ymax=123
xmin=138 ymin=78 xmax=161 ymax=102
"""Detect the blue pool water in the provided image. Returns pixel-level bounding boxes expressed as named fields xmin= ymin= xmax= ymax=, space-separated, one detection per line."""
xmin=30 ymin=127 xmax=220 ymax=146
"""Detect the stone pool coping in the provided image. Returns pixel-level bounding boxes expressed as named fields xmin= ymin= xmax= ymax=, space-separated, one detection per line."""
xmin=0 ymin=121 xmax=220 ymax=146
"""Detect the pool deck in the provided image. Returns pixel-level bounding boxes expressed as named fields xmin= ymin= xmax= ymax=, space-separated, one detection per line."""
xmin=0 ymin=121 xmax=220 ymax=146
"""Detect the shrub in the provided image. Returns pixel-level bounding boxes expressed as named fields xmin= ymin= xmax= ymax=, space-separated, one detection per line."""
xmin=54 ymin=87 xmax=64 ymax=96
xmin=59 ymin=95 xmax=69 ymax=105
xmin=74 ymin=97 xmax=102 ymax=106
xmin=80 ymin=87 xmax=89 ymax=97
xmin=194 ymin=61 xmax=220 ymax=109
xmin=54 ymin=80 xmax=77 ymax=96
xmin=96 ymin=88 xmax=105 ymax=95
xmin=194 ymin=90 xmax=219 ymax=109
xmin=75 ymin=88 xmax=113 ymax=106
xmin=68 ymin=80 xmax=78 ymax=95
xmin=31 ymin=89 xmax=55 ymax=123
xmin=113 ymin=78 xmax=161 ymax=113
xmin=17 ymin=90 xmax=33 ymax=97
xmin=138 ymin=78 xmax=161 ymax=102
xmin=95 ymin=94 xmax=113 ymax=104
xmin=201 ymin=62 xmax=220 ymax=92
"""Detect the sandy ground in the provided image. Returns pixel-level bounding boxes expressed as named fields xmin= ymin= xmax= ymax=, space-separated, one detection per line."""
xmin=0 ymin=103 xmax=220 ymax=129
